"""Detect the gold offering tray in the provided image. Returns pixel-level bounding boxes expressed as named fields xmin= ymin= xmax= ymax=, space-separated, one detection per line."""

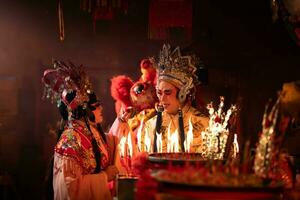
xmin=148 ymin=153 xmax=222 ymax=165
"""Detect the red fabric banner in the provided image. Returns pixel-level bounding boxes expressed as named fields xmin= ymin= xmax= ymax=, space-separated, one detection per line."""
xmin=149 ymin=0 xmax=193 ymax=40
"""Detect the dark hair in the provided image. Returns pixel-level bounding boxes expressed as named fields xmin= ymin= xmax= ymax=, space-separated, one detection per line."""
xmin=153 ymin=106 xmax=163 ymax=152
xmin=44 ymin=91 xmax=99 ymax=199
xmin=86 ymin=92 xmax=107 ymax=144
xmin=88 ymin=92 xmax=98 ymax=104
xmin=58 ymin=91 xmax=87 ymax=120
xmin=87 ymin=109 xmax=95 ymax=122
xmin=58 ymin=103 xmax=68 ymax=121
xmin=86 ymin=92 xmax=98 ymax=122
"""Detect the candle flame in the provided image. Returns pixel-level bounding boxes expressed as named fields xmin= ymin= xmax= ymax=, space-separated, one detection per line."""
xmin=127 ymin=132 xmax=133 ymax=157
xmin=233 ymin=133 xmax=239 ymax=158
xmin=119 ymin=136 xmax=127 ymax=157
xmin=184 ymin=117 xmax=193 ymax=152
xmin=144 ymin=128 xmax=151 ymax=153
xmin=170 ymin=129 xmax=179 ymax=153
xmin=156 ymin=132 xmax=163 ymax=153
xmin=167 ymin=122 xmax=172 ymax=153
xmin=136 ymin=116 xmax=144 ymax=152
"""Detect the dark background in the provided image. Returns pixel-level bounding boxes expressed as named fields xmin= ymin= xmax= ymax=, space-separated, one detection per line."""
xmin=0 ymin=0 xmax=299 ymax=199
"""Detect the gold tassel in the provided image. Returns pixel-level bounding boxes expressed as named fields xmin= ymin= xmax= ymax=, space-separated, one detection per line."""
xmin=58 ymin=0 xmax=65 ymax=41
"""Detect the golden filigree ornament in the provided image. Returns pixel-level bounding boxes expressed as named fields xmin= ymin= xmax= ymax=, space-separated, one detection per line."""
xmin=156 ymin=44 xmax=200 ymax=103
xmin=253 ymin=97 xmax=280 ymax=178
xmin=201 ymin=97 xmax=237 ymax=160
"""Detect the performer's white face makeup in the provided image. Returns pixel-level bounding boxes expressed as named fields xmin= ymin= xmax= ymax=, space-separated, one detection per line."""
xmin=157 ymin=81 xmax=181 ymax=115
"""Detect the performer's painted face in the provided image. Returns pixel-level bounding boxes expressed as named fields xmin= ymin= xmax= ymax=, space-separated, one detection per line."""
xmin=90 ymin=102 xmax=103 ymax=123
xmin=157 ymin=81 xmax=180 ymax=115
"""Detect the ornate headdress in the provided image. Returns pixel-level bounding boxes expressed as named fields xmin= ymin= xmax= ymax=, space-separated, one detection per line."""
xmin=157 ymin=44 xmax=200 ymax=103
xmin=111 ymin=58 xmax=158 ymax=114
xmin=42 ymin=60 xmax=92 ymax=110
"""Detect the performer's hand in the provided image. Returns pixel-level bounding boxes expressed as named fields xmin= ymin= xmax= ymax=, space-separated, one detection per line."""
xmin=104 ymin=165 xmax=119 ymax=181
xmin=119 ymin=106 xmax=134 ymax=122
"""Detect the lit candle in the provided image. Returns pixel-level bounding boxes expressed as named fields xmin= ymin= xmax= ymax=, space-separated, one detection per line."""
xmin=119 ymin=136 xmax=127 ymax=158
xmin=184 ymin=117 xmax=193 ymax=153
xmin=170 ymin=129 xmax=179 ymax=153
xmin=233 ymin=133 xmax=239 ymax=158
xmin=136 ymin=117 xmax=144 ymax=152
xmin=156 ymin=132 xmax=163 ymax=153
xmin=167 ymin=123 xmax=172 ymax=153
xmin=144 ymin=128 xmax=151 ymax=153
xmin=127 ymin=132 xmax=133 ymax=157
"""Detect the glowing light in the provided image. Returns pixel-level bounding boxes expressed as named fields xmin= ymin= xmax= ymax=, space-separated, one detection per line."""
xmin=127 ymin=132 xmax=133 ymax=157
xmin=201 ymin=97 xmax=237 ymax=159
xmin=136 ymin=116 xmax=144 ymax=152
xmin=184 ymin=117 xmax=193 ymax=152
xmin=156 ymin=132 xmax=163 ymax=153
xmin=170 ymin=129 xmax=179 ymax=153
xmin=167 ymin=123 xmax=172 ymax=153
xmin=119 ymin=136 xmax=127 ymax=157
xmin=254 ymin=98 xmax=280 ymax=178
xmin=233 ymin=133 xmax=239 ymax=157
xmin=144 ymin=128 xmax=151 ymax=153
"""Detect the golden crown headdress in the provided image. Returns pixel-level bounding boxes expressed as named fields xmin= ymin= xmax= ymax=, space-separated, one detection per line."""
xmin=42 ymin=60 xmax=92 ymax=110
xmin=157 ymin=44 xmax=200 ymax=103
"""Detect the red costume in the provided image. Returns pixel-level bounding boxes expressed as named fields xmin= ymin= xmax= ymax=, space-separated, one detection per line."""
xmin=43 ymin=61 xmax=120 ymax=200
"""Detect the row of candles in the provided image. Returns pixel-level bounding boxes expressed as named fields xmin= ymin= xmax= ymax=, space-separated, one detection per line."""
xmin=120 ymin=118 xmax=194 ymax=158
xmin=119 ymin=97 xmax=239 ymax=174
xmin=118 ymin=119 xmax=194 ymax=175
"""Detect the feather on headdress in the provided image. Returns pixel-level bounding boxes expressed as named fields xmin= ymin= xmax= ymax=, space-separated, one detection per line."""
xmin=42 ymin=60 xmax=92 ymax=110
xmin=156 ymin=44 xmax=200 ymax=103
